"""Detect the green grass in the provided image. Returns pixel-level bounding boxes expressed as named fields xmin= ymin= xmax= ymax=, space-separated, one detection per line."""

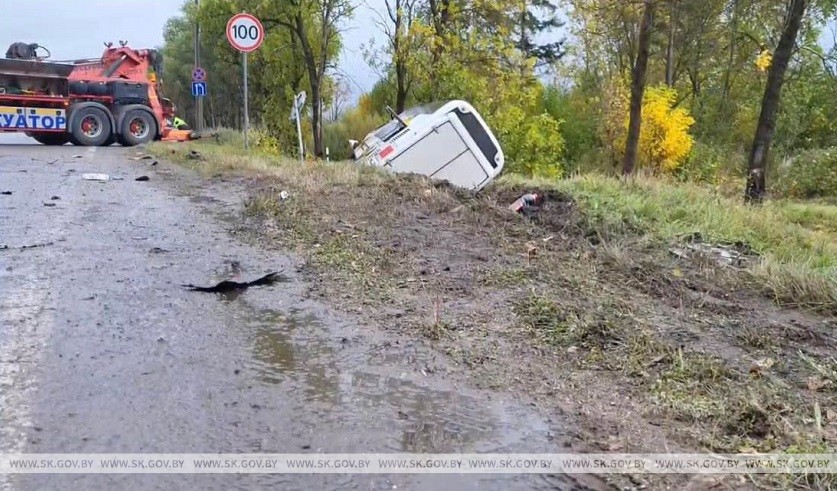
xmin=149 ymin=138 xmax=837 ymax=313
xmin=498 ymin=171 xmax=837 ymax=313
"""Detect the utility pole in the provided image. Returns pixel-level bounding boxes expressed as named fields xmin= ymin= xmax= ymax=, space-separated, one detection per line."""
xmin=194 ymin=0 xmax=203 ymax=133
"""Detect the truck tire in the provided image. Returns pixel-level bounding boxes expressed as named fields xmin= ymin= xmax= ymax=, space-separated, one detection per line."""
xmin=32 ymin=133 xmax=70 ymax=146
xmin=70 ymin=106 xmax=112 ymax=146
xmin=119 ymin=109 xmax=156 ymax=146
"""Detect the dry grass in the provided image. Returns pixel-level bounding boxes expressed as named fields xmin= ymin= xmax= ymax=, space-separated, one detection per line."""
xmin=148 ymin=139 xmax=837 ymax=484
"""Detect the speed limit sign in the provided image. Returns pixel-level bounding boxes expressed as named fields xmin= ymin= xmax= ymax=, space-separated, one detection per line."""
xmin=226 ymin=13 xmax=264 ymax=52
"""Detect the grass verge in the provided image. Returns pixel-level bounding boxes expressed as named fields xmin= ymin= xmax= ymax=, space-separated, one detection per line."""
xmin=147 ymin=139 xmax=836 ymax=485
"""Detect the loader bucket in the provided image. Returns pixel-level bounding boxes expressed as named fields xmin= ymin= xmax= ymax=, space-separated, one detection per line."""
xmin=0 ymin=58 xmax=75 ymax=80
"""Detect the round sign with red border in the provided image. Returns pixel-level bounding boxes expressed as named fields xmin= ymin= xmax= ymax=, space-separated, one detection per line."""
xmin=226 ymin=13 xmax=265 ymax=52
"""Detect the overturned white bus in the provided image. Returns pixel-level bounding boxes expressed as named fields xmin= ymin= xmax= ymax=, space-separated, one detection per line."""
xmin=350 ymin=100 xmax=504 ymax=192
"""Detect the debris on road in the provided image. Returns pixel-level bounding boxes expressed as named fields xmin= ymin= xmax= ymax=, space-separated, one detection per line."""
xmin=182 ymin=271 xmax=287 ymax=293
xmin=50 ymin=195 xmax=60 ymax=200
xmin=82 ymin=173 xmax=110 ymax=181
xmin=135 ymin=176 xmax=150 ymax=182
xmin=1 ymin=241 xmax=54 ymax=251
xmin=1 ymin=191 xmax=11 ymax=195
xmin=43 ymin=202 xmax=56 ymax=207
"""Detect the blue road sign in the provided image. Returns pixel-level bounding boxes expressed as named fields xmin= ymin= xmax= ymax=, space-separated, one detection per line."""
xmin=191 ymin=81 xmax=207 ymax=97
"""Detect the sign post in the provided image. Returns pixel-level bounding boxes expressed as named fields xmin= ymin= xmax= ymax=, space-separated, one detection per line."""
xmin=290 ymin=91 xmax=306 ymax=164
xmin=226 ymin=12 xmax=264 ymax=150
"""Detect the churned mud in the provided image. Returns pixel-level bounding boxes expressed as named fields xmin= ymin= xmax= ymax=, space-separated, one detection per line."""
xmin=0 ymin=140 xmax=619 ymax=490
xmin=148 ymin=141 xmax=836 ymax=490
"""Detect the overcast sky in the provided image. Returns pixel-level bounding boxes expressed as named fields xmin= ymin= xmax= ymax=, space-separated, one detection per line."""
xmin=3 ymin=0 xmax=834 ymax=105
xmin=3 ymin=0 xmax=384 ymax=103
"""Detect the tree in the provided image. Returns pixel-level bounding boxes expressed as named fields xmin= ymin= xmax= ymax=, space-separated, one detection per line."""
xmin=363 ymin=0 xmax=418 ymax=113
xmin=515 ymin=0 xmax=567 ymax=68
xmin=744 ymin=0 xmax=807 ymax=203
xmin=269 ymin=0 xmax=354 ymax=157
xmin=622 ymin=0 xmax=655 ymax=175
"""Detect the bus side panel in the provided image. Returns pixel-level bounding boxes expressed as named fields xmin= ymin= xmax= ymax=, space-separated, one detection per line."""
xmin=430 ymin=150 xmax=490 ymax=190
xmin=386 ymin=120 xmax=468 ymax=176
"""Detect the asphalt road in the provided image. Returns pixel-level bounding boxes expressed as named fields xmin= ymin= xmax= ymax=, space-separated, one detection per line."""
xmin=0 ymin=136 xmax=610 ymax=490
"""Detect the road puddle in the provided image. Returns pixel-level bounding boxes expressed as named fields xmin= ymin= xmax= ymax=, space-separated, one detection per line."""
xmin=241 ymin=305 xmax=561 ymax=454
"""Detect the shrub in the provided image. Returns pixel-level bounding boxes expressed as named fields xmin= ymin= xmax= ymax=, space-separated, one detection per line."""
xmin=676 ymin=141 xmax=746 ymax=185
xmin=543 ymin=85 xmax=599 ymax=169
xmin=504 ymin=113 xmax=565 ymax=178
xmin=602 ymin=82 xmax=697 ymax=173
xmin=633 ymin=86 xmax=696 ymax=172
xmin=249 ymin=126 xmax=282 ymax=155
xmin=323 ymin=107 xmax=388 ymax=161
xmin=774 ymin=147 xmax=837 ymax=199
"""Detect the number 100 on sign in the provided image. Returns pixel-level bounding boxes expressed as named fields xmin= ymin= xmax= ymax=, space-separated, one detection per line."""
xmin=226 ymin=13 xmax=264 ymax=52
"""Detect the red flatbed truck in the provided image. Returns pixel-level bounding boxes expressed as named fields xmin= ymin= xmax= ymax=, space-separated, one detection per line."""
xmin=0 ymin=42 xmax=194 ymax=146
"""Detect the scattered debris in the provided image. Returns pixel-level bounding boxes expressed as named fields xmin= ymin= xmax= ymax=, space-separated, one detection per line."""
xmin=1 ymin=242 xmax=53 ymax=251
xmin=133 ymin=155 xmax=154 ymax=161
xmin=669 ymin=242 xmax=748 ymax=267
xmin=135 ymin=176 xmax=150 ymax=182
xmin=1 ymin=191 xmax=11 ymax=195
xmin=43 ymin=202 xmax=56 ymax=207
xmin=182 ymin=270 xmax=286 ymax=293
xmin=50 ymin=195 xmax=60 ymax=200
xmin=82 ymin=173 xmax=110 ymax=181
xmin=149 ymin=247 xmax=169 ymax=254
xmin=509 ymin=193 xmax=541 ymax=212
xmin=150 ymin=161 xmax=158 ymax=166
xmin=73 ymin=155 xmax=83 ymax=159
xmin=31 ymin=158 xmax=61 ymax=165
xmin=279 ymin=190 xmax=290 ymax=200
xmin=186 ymin=150 xmax=202 ymax=160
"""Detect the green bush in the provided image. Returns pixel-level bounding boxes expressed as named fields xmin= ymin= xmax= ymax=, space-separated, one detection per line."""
xmin=675 ymin=141 xmax=725 ymax=184
xmin=504 ymin=113 xmax=566 ymax=178
xmin=774 ymin=147 xmax=837 ymax=199
xmin=542 ymin=85 xmax=599 ymax=172
xmin=323 ymin=109 xmax=388 ymax=161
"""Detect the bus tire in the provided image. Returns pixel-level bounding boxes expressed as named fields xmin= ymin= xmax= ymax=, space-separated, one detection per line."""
xmin=70 ymin=106 xmax=112 ymax=146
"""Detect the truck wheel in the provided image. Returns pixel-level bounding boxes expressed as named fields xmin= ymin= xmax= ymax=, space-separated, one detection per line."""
xmin=120 ymin=110 xmax=155 ymax=146
xmin=70 ymin=106 xmax=112 ymax=146
xmin=32 ymin=133 xmax=70 ymax=145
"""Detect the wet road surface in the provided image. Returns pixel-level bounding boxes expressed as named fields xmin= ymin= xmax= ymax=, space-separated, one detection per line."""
xmin=0 ymin=138 xmax=610 ymax=490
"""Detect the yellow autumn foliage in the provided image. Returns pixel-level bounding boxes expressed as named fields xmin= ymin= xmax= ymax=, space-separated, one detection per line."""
xmin=634 ymin=86 xmax=696 ymax=171
xmin=604 ymin=83 xmax=696 ymax=172
xmin=756 ymin=49 xmax=773 ymax=72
